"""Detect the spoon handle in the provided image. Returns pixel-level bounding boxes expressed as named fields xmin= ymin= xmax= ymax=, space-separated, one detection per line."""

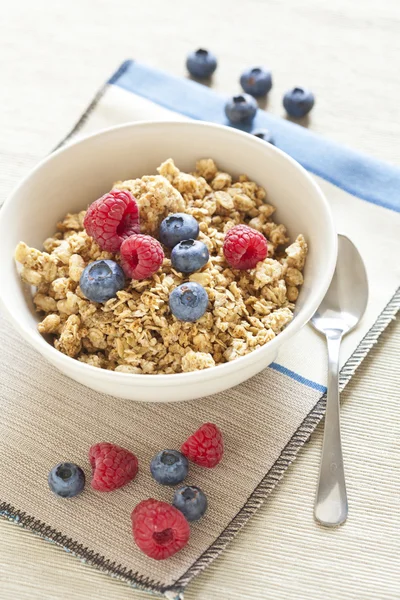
xmin=314 ymin=330 xmax=348 ymax=527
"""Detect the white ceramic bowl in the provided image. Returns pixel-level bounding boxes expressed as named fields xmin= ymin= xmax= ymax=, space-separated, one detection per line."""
xmin=0 ymin=121 xmax=337 ymax=402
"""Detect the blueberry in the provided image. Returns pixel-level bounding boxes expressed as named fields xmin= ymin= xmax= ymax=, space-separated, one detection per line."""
xmin=159 ymin=213 xmax=200 ymax=248
xmin=225 ymin=94 xmax=258 ymax=125
xmin=169 ymin=282 xmax=209 ymax=322
xmin=48 ymin=462 xmax=85 ymax=498
xmin=171 ymin=239 xmax=209 ymax=274
xmin=240 ymin=67 xmax=272 ymax=97
xmin=186 ymin=48 xmax=217 ymax=79
xmin=150 ymin=450 xmax=189 ymax=486
xmin=79 ymin=259 xmax=125 ymax=303
xmin=252 ymin=129 xmax=275 ymax=145
xmin=173 ymin=485 xmax=208 ymax=522
xmin=283 ymin=87 xmax=315 ymax=118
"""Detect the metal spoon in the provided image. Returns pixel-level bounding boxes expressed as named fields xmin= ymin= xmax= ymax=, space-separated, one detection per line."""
xmin=310 ymin=234 xmax=368 ymax=527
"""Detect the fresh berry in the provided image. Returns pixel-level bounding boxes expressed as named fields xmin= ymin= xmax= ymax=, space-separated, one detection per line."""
xmin=48 ymin=462 xmax=85 ymax=498
xmin=79 ymin=259 xmax=125 ymax=303
xmin=186 ymin=48 xmax=217 ymax=79
xmin=89 ymin=442 xmax=138 ymax=492
xmin=181 ymin=423 xmax=224 ymax=468
xmin=84 ymin=189 xmax=140 ymax=252
xmin=120 ymin=234 xmax=164 ymax=280
xmin=240 ymin=67 xmax=272 ymax=97
xmin=159 ymin=213 xmax=199 ymax=248
xmin=223 ymin=224 xmax=268 ymax=270
xmin=252 ymin=128 xmax=275 ymax=145
xmin=150 ymin=450 xmax=189 ymax=486
xmin=131 ymin=499 xmax=190 ymax=560
xmin=225 ymin=94 xmax=258 ymax=125
xmin=169 ymin=282 xmax=208 ymax=322
xmin=171 ymin=239 xmax=209 ymax=274
xmin=283 ymin=87 xmax=315 ymax=118
xmin=173 ymin=485 xmax=208 ymax=522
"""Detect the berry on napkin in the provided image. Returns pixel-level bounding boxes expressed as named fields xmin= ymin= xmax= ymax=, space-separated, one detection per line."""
xmin=224 ymin=94 xmax=258 ymax=124
xmin=89 ymin=442 xmax=138 ymax=491
xmin=181 ymin=422 xmax=224 ymax=468
xmin=48 ymin=462 xmax=85 ymax=498
xmin=132 ymin=499 xmax=190 ymax=560
xmin=173 ymin=485 xmax=208 ymax=522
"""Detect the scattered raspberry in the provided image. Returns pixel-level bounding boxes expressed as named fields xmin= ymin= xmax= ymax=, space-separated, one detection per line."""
xmin=89 ymin=442 xmax=138 ymax=492
xmin=84 ymin=190 xmax=140 ymax=252
xmin=223 ymin=224 xmax=267 ymax=270
xmin=131 ymin=499 xmax=190 ymax=560
xmin=120 ymin=234 xmax=164 ymax=280
xmin=181 ymin=423 xmax=224 ymax=468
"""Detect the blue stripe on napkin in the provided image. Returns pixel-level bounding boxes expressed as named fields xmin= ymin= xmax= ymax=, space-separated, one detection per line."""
xmin=111 ymin=60 xmax=400 ymax=213
xmin=270 ymin=363 xmax=327 ymax=393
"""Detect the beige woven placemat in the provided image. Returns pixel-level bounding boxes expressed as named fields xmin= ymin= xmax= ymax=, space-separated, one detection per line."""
xmin=1 ymin=292 xmax=398 ymax=600
xmin=1 ymin=62 xmax=400 ymax=599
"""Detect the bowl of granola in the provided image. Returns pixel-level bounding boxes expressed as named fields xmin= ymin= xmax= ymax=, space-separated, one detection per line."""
xmin=0 ymin=121 xmax=337 ymax=402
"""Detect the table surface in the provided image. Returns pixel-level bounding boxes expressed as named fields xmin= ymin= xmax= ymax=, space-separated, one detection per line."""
xmin=1 ymin=1 xmax=399 ymax=599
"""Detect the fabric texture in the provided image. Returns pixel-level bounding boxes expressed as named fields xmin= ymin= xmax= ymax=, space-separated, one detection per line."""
xmin=1 ymin=61 xmax=399 ymax=598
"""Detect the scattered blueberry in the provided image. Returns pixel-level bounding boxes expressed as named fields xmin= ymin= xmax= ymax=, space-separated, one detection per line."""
xmin=171 ymin=239 xmax=209 ymax=274
xmin=225 ymin=94 xmax=258 ymax=125
xmin=240 ymin=67 xmax=272 ymax=97
xmin=283 ymin=87 xmax=315 ymax=118
xmin=169 ymin=282 xmax=209 ymax=322
xmin=150 ymin=450 xmax=189 ymax=486
xmin=159 ymin=213 xmax=200 ymax=248
xmin=48 ymin=462 xmax=85 ymax=498
xmin=173 ymin=485 xmax=208 ymax=522
xmin=186 ymin=49 xmax=217 ymax=78
xmin=252 ymin=129 xmax=275 ymax=145
xmin=79 ymin=260 xmax=125 ymax=303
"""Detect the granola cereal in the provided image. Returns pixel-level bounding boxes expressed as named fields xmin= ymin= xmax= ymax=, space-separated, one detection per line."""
xmin=15 ymin=159 xmax=307 ymax=374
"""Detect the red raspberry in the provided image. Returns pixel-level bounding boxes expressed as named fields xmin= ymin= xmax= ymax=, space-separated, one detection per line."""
xmin=131 ymin=499 xmax=190 ymax=560
xmin=84 ymin=189 xmax=140 ymax=252
xmin=120 ymin=234 xmax=164 ymax=280
xmin=89 ymin=442 xmax=138 ymax=492
xmin=223 ymin=224 xmax=268 ymax=270
xmin=181 ymin=423 xmax=224 ymax=468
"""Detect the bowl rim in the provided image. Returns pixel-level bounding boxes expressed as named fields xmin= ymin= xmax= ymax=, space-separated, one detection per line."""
xmin=0 ymin=119 xmax=338 ymax=385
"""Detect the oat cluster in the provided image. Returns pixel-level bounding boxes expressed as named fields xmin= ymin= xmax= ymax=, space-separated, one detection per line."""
xmin=14 ymin=159 xmax=307 ymax=374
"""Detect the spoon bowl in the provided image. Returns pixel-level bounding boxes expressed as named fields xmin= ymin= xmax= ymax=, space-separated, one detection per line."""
xmin=311 ymin=235 xmax=368 ymax=337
